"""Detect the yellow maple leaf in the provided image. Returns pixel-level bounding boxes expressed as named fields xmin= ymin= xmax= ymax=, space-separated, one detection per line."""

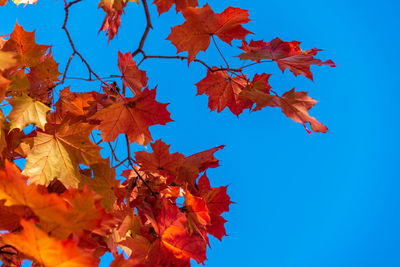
xmin=22 ymin=120 xmax=103 ymax=187
xmin=0 ymin=51 xmax=17 ymax=70
xmin=7 ymin=94 xmax=51 ymax=130
xmin=11 ymin=0 xmax=38 ymax=6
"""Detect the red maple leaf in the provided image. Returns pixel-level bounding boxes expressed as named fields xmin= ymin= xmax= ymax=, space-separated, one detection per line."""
xmin=196 ymin=68 xmax=253 ymax=116
xmin=239 ymin=38 xmax=335 ymax=80
xmin=153 ymin=0 xmax=198 ymax=15
xmin=91 ymin=88 xmax=172 ymax=145
xmin=118 ymin=51 xmax=148 ymax=95
xmin=167 ymin=4 xmax=252 ymax=63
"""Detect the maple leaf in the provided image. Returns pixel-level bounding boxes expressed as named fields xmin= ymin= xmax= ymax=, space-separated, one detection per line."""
xmin=109 ymin=253 xmax=143 ymax=267
xmin=196 ymin=68 xmax=253 ymax=116
xmin=176 ymin=145 xmax=224 ymax=186
xmin=197 ymin=173 xmax=231 ymax=240
xmin=28 ymin=51 xmax=61 ymax=83
xmin=0 ymin=73 xmax=10 ymax=99
xmin=0 ymin=161 xmax=70 ymax=227
xmin=56 ymin=187 xmax=115 ymax=239
xmin=91 ymin=88 xmax=172 ymax=145
xmin=2 ymin=220 xmax=96 ymax=267
xmin=0 ymin=110 xmax=7 ymax=157
xmin=0 ymin=51 xmax=17 ymax=70
xmin=118 ymin=51 xmax=148 ymax=95
xmin=153 ymin=0 xmax=198 ymax=15
xmin=7 ymin=94 xmax=51 ymax=130
xmin=3 ymin=70 xmax=29 ymax=97
xmin=12 ymin=0 xmax=38 ymax=6
xmin=27 ymin=51 xmax=61 ymax=105
xmin=279 ymin=88 xmax=327 ymax=134
xmin=55 ymin=87 xmax=95 ymax=117
xmin=0 ymin=162 xmax=113 ymax=239
xmin=98 ymin=0 xmax=139 ymax=42
xmin=22 ymin=119 xmax=103 ymax=187
xmin=239 ymin=38 xmax=335 ymax=80
xmin=0 ymin=202 xmax=26 ymax=231
xmin=240 ymin=89 xmax=280 ymax=111
xmin=2 ymin=22 xmax=48 ymax=67
xmin=135 ymin=139 xmax=185 ymax=181
xmin=184 ymin=190 xmax=210 ymax=240
xmin=167 ymin=4 xmax=252 ymax=63
xmin=239 ymin=73 xmax=280 ymax=111
xmin=79 ymin=160 xmax=121 ymax=211
xmin=144 ymin=199 xmax=207 ymax=264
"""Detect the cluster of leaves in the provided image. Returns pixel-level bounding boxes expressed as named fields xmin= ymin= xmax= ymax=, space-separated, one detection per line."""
xmin=0 ymin=0 xmax=334 ymax=266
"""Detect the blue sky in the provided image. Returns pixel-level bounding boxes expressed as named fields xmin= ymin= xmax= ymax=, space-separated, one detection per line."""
xmin=1 ymin=0 xmax=400 ymax=266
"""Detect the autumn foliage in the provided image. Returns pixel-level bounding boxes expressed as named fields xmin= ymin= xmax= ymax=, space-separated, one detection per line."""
xmin=0 ymin=0 xmax=334 ymax=266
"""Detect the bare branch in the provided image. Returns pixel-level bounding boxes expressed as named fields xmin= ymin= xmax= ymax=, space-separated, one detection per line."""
xmin=131 ymin=0 xmax=153 ymax=57
xmin=61 ymin=0 xmax=112 ymax=88
xmin=212 ymin=35 xmax=230 ymax=68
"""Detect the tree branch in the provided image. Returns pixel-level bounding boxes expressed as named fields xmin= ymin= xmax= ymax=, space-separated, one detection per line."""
xmin=125 ymin=134 xmax=158 ymax=199
xmin=60 ymin=0 xmax=111 ymax=88
xmin=131 ymin=0 xmax=153 ymax=58
xmin=212 ymin=35 xmax=229 ymax=68
xmin=140 ymin=55 xmax=244 ymax=73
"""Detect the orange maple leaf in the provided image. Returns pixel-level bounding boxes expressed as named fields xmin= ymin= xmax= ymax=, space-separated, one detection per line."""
xmin=2 ymin=22 xmax=48 ymax=67
xmin=2 ymin=220 xmax=96 ymax=267
xmin=0 ymin=161 xmax=112 ymax=239
xmin=98 ymin=0 xmax=139 ymax=42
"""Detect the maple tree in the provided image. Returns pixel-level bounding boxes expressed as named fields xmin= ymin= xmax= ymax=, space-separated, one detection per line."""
xmin=0 ymin=0 xmax=335 ymax=266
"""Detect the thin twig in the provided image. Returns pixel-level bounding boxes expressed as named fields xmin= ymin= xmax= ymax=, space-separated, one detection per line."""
xmin=113 ymin=157 xmax=128 ymax=168
xmin=124 ymin=134 xmax=158 ymax=198
xmin=61 ymin=0 xmax=111 ymax=88
xmin=212 ymin=35 xmax=229 ymax=68
xmin=59 ymin=52 xmax=75 ymax=84
xmin=131 ymin=0 xmax=153 ymax=57
xmin=141 ymin=55 xmax=243 ymax=73
xmin=65 ymin=75 xmax=122 ymax=82
xmin=241 ymin=60 xmax=274 ymax=69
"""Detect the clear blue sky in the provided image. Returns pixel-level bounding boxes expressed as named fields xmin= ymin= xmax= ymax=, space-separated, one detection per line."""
xmin=1 ymin=0 xmax=400 ymax=266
